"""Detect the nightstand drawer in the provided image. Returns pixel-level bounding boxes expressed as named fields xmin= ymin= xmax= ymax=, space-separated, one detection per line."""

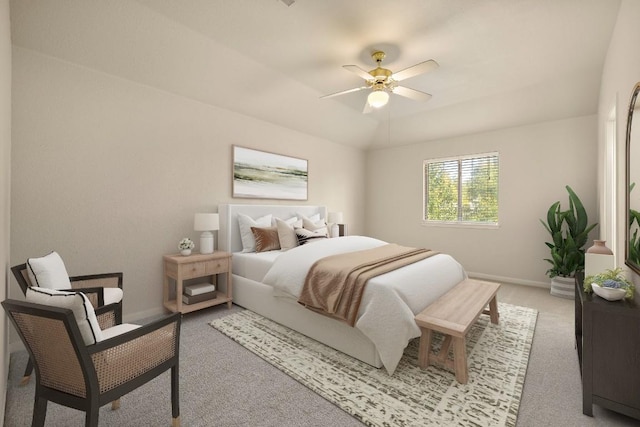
xmin=205 ymin=258 xmax=228 ymax=275
xmin=182 ymin=261 xmax=207 ymax=279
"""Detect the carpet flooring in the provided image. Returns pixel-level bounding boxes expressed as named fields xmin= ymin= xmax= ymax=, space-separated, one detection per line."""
xmin=210 ymin=303 xmax=537 ymax=427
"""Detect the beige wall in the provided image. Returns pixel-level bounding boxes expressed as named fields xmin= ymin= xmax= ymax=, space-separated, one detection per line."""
xmin=1 ymin=0 xmax=10 ymax=418
xmin=365 ymin=115 xmax=598 ymax=286
xmin=10 ymin=47 xmax=365 ymax=321
xmin=598 ymin=0 xmax=640 ymax=288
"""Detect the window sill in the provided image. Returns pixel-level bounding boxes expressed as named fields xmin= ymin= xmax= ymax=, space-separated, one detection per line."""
xmin=421 ymin=221 xmax=499 ymax=230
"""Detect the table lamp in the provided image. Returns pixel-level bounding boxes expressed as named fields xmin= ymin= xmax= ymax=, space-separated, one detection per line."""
xmin=194 ymin=213 xmax=219 ymax=254
xmin=328 ymin=212 xmax=344 ymax=238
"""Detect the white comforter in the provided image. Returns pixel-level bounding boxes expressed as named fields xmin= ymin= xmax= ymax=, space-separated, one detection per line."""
xmin=262 ymin=236 xmax=467 ymax=374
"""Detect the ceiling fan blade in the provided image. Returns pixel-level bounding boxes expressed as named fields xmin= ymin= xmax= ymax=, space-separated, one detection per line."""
xmin=320 ymin=86 xmax=367 ymax=99
xmin=392 ymin=59 xmax=439 ymax=82
xmin=343 ymin=65 xmax=375 ymax=81
xmin=392 ymin=86 xmax=432 ymax=102
xmin=362 ymin=101 xmax=373 ymax=114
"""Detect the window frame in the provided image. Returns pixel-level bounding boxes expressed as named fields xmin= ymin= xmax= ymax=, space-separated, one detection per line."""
xmin=422 ymin=151 xmax=500 ymax=228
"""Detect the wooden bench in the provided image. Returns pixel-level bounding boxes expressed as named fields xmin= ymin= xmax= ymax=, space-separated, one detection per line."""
xmin=414 ymin=278 xmax=500 ymax=384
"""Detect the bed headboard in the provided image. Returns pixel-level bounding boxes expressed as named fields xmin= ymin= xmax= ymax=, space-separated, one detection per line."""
xmin=219 ymin=204 xmax=327 ymax=253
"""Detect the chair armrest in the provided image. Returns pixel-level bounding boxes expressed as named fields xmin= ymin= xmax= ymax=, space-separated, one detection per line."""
xmin=94 ymin=303 xmax=119 ymax=330
xmin=87 ymin=313 xmax=181 ymax=393
xmin=67 ymin=286 xmax=105 ymax=307
xmin=70 ymin=272 xmax=123 ymax=290
xmin=88 ymin=312 xmax=181 ymax=353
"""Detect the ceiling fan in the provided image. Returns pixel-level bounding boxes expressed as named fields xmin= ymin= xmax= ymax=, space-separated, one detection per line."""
xmin=321 ymin=50 xmax=438 ymax=113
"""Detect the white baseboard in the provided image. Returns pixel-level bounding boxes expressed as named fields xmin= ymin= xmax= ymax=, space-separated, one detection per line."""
xmin=467 ymin=271 xmax=550 ymax=289
xmin=124 ymin=306 xmax=167 ymax=323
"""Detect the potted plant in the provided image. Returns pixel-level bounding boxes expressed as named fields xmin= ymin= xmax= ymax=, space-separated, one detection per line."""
xmin=178 ymin=238 xmax=195 ymax=256
xmin=584 ymin=267 xmax=635 ymax=301
xmin=540 ymin=185 xmax=597 ymax=298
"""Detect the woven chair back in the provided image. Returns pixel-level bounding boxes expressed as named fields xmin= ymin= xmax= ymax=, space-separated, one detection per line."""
xmin=11 ymin=311 xmax=87 ymax=397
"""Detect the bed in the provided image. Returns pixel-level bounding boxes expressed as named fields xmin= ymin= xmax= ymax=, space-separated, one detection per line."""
xmin=218 ymin=204 xmax=466 ymax=374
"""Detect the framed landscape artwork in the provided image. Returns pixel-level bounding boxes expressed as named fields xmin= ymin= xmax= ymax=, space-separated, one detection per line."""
xmin=232 ymin=145 xmax=308 ymax=200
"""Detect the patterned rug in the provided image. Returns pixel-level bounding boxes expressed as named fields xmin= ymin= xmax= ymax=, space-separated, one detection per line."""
xmin=209 ymin=303 xmax=537 ymax=427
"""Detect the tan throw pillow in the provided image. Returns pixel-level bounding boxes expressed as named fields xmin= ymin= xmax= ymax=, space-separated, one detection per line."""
xmin=275 ymin=218 xmax=299 ymax=251
xmin=251 ymin=226 xmax=281 ymax=252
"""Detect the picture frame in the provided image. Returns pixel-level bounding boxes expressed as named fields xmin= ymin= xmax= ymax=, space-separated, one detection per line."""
xmin=232 ymin=145 xmax=308 ymax=200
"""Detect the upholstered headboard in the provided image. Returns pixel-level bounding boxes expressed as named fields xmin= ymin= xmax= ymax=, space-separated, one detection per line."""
xmin=218 ymin=204 xmax=327 ymax=253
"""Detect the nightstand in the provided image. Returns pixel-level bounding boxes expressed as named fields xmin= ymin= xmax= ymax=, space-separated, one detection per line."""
xmin=163 ymin=251 xmax=232 ymax=314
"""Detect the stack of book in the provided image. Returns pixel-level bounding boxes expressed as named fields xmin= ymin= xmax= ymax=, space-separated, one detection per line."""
xmin=182 ymin=282 xmax=216 ymax=304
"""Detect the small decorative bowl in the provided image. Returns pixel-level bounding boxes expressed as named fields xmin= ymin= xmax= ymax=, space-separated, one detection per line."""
xmin=591 ymin=283 xmax=626 ymax=301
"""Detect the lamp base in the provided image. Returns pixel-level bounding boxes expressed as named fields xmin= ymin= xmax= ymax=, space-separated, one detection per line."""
xmin=200 ymin=231 xmax=214 ymax=254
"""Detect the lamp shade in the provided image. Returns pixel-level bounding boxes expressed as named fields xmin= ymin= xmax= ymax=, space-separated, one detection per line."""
xmin=367 ymin=90 xmax=389 ymax=108
xmin=328 ymin=212 xmax=344 ymax=224
xmin=194 ymin=213 xmax=219 ymax=231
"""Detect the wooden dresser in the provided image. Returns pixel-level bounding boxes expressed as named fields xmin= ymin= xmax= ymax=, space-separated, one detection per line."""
xmin=575 ymin=273 xmax=640 ymax=420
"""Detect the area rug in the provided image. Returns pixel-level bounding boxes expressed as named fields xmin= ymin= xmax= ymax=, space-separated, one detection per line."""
xmin=209 ymin=303 xmax=537 ymax=427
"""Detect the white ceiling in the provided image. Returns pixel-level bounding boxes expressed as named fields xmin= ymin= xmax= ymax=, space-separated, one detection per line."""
xmin=10 ymin=0 xmax=621 ymax=149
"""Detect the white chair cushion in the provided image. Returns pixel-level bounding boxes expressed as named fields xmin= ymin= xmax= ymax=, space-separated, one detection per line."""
xmin=26 ymin=287 xmax=103 ymax=345
xmin=26 ymin=251 xmax=72 ymax=290
xmin=103 ymin=287 xmax=124 ymax=305
xmin=101 ymin=323 xmax=141 ymax=341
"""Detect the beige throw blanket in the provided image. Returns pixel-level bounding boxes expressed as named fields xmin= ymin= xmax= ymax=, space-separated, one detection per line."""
xmin=298 ymin=244 xmax=439 ymax=326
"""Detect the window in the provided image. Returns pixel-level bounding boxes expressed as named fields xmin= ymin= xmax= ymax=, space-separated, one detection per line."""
xmin=423 ymin=152 xmax=499 ymax=225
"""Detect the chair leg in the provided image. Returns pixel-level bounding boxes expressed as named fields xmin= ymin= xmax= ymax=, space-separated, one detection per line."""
xmin=171 ymin=364 xmax=180 ymax=425
xmin=32 ymin=395 xmax=47 ymax=427
xmin=111 ymin=398 xmax=121 ymax=410
xmin=21 ymin=358 xmax=33 ymax=385
xmin=85 ymin=406 xmax=99 ymax=427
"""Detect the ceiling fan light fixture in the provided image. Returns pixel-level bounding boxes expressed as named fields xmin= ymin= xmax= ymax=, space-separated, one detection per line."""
xmin=367 ymin=90 xmax=389 ymax=108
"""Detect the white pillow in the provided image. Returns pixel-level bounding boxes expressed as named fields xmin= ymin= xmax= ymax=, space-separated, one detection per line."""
xmin=26 ymin=251 xmax=72 ymax=290
xmin=302 ymin=216 xmax=328 ymax=237
xmin=275 ymin=218 xmax=299 ymax=251
xmin=271 ymin=216 xmax=301 ymax=228
xmin=26 ymin=287 xmax=103 ymax=345
xmin=238 ymin=213 xmax=273 ymax=252
xmin=298 ymin=213 xmax=320 ymax=223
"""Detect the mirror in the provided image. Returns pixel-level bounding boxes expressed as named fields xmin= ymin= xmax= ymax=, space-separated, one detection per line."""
xmin=626 ymin=82 xmax=640 ymax=274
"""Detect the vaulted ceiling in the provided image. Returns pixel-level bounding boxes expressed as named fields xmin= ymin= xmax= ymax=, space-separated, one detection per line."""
xmin=10 ymin=0 xmax=621 ymax=149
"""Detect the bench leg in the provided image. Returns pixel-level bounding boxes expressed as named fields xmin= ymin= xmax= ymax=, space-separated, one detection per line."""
xmin=418 ymin=328 xmax=432 ymax=369
xmin=453 ymin=336 xmax=468 ymax=384
xmin=489 ymin=295 xmax=499 ymax=324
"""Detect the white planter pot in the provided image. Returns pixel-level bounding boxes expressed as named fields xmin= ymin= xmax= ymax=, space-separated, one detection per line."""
xmin=550 ymin=276 xmax=575 ymax=299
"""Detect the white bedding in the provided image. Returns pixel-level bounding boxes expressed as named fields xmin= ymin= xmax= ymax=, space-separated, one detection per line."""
xmin=232 ymin=251 xmax=282 ymax=282
xmin=262 ymin=236 xmax=467 ymax=374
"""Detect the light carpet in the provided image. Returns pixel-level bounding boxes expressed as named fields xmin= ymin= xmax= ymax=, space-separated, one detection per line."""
xmin=209 ymin=303 xmax=537 ymax=427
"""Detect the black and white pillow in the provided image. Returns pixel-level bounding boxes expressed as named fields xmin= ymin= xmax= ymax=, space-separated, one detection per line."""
xmin=301 ymin=215 xmax=329 ymax=236
xmin=26 ymin=287 xmax=103 ymax=345
xmin=295 ymin=228 xmax=329 ymax=246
